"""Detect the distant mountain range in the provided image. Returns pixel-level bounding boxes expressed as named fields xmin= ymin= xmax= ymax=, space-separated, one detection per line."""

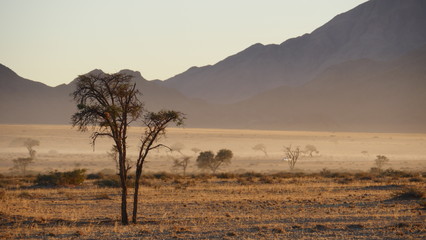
xmin=162 ymin=0 xmax=426 ymax=103
xmin=1 ymin=0 xmax=425 ymax=132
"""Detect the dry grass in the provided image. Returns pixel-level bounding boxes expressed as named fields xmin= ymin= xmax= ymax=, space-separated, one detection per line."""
xmin=0 ymin=174 xmax=425 ymax=239
xmin=1 ymin=125 xmax=425 ymax=238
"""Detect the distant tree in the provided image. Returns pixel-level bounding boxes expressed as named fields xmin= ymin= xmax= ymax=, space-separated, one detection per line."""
xmin=10 ymin=158 xmax=33 ymax=175
xmin=252 ymin=143 xmax=268 ymax=157
xmin=170 ymin=142 xmax=185 ymax=155
xmin=361 ymin=150 xmax=369 ymax=157
xmin=191 ymin=147 xmax=201 ymax=155
xmin=196 ymin=149 xmax=233 ymax=173
xmin=10 ymin=138 xmax=40 ymax=175
xmin=172 ymin=156 xmax=191 ymax=176
xmin=283 ymin=145 xmax=301 ymax=171
xmin=10 ymin=138 xmax=40 ymax=159
xmin=375 ymin=155 xmax=389 ymax=169
xmin=304 ymin=144 xmax=319 ymax=157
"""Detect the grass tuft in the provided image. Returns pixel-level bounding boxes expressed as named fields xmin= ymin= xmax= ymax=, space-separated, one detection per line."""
xmin=392 ymin=187 xmax=424 ymax=200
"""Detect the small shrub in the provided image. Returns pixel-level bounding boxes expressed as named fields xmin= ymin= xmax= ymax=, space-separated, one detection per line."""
xmin=18 ymin=191 xmax=33 ymax=199
xmin=36 ymin=169 xmax=86 ymax=186
xmin=62 ymin=169 xmax=86 ymax=185
xmin=408 ymin=177 xmax=423 ymax=182
xmin=95 ymin=193 xmax=111 ymax=200
xmin=86 ymin=172 xmax=104 ymax=180
xmin=336 ymin=177 xmax=353 ymax=184
xmin=259 ymin=176 xmax=274 ymax=184
xmin=320 ymin=169 xmax=343 ymax=178
xmin=95 ymin=179 xmax=120 ymax=188
xmin=36 ymin=173 xmax=61 ymax=186
xmin=272 ymin=172 xmax=300 ymax=179
xmin=240 ymin=172 xmax=263 ymax=178
xmin=392 ymin=187 xmax=424 ymax=200
xmin=146 ymin=172 xmax=175 ymax=180
xmin=354 ymin=172 xmax=374 ymax=180
xmin=375 ymin=155 xmax=389 ymax=169
xmin=140 ymin=178 xmax=154 ymax=187
xmin=191 ymin=173 xmax=212 ymax=180
xmin=369 ymin=167 xmax=382 ymax=174
xmin=99 ymin=168 xmax=116 ymax=175
xmin=381 ymin=169 xmax=414 ymax=178
xmin=216 ymin=173 xmax=236 ymax=179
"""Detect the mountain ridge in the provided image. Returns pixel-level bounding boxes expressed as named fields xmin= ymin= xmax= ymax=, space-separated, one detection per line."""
xmin=162 ymin=0 xmax=426 ymax=103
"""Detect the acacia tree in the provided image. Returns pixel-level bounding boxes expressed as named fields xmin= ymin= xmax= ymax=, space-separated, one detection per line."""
xmin=252 ymin=143 xmax=268 ymax=157
xmin=170 ymin=142 xmax=185 ymax=155
xmin=71 ymin=72 xmax=142 ymax=225
xmin=132 ymin=110 xmax=184 ymax=223
xmin=191 ymin=147 xmax=201 ymax=155
xmin=10 ymin=138 xmax=40 ymax=175
xmin=284 ymin=145 xmax=301 ymax=170
xmin=375 ymin=155 xmax=389 ymax=169
xmin=196 ymin=149 xmax=233 ymax=173
xmin=172 ymin=156 xmax=191 ymax=176
xmin=304 ymin=144 xmax=319 ymax=157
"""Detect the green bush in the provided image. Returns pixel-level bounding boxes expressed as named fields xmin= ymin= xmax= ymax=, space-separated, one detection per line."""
xmin=35 ymin=169 xmax=86 ymax=186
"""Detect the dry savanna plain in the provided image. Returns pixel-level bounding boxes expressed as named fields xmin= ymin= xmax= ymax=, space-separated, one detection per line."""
xmin=0 ymin=124 xmax=425 ymax=239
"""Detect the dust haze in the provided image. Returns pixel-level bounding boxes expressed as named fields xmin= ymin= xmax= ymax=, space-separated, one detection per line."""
xmin=1 ymin=125 xmax=425 ymax=175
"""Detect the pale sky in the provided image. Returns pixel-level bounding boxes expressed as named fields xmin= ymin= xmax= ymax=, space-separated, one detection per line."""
xmin=0 ymin=0 xmax=368 ymax=87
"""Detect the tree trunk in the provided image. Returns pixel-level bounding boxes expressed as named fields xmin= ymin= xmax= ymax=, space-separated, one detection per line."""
xmin=132 ymin=167 xmax=143 ymax=224
xmin=119 ymin=150 xmax=129 ymax=225
xmin=121 ymin=184 xmax=129 ymax=225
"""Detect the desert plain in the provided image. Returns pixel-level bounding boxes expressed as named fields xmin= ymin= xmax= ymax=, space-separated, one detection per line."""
xmin=0 ymin=124 xmax=425 ymax=239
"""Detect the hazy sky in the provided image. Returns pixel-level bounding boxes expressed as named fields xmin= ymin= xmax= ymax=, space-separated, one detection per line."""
xmin=1 ymin=0 xmax=368 ymax=87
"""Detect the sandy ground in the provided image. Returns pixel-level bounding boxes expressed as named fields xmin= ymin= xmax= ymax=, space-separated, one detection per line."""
xmin=1 ymin=124 xmax=425 ymax=175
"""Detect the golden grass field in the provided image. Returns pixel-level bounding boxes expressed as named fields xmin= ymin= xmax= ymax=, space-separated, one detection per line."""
xmin=0 ymin=124 xmax=425 ymax=239
xmin=1 ymin=174 xmax=425 ymax=239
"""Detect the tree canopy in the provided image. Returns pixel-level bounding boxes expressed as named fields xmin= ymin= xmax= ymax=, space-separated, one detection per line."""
xmin=196 ymin=149 xmax=233 ymax=173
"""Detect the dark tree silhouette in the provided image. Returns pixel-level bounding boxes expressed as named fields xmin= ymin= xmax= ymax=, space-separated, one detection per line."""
xmin=196 ymin=149 xmax=233 ymax=173
xmin=283 ymin=145 xmax=301 ymax=170
xmin=71 ymin=72 xmax=142 ymax=225
xmin=375 ymin=155 xmax=389 ymax=169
